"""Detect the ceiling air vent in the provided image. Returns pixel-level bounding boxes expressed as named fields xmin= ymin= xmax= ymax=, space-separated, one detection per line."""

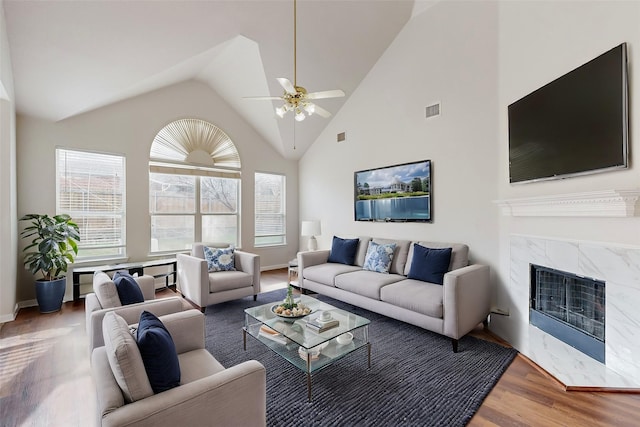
xmin=425 ymin=103 xmax=440 ymax=119
xmin=337 ymin=132 xmax=346 ymax=142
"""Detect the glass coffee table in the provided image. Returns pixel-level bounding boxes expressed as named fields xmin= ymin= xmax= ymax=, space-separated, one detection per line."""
xmin=243 ymin=294 xmax=371 ymax=401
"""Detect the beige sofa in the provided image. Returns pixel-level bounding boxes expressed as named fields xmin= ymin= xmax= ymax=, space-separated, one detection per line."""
xmin=298 ymin=237 xmax=491 ymax=352
xmin=177 ymin=242 xmax=260 ymax=311
xmin=92 ymin=309 xmax=266 ymax=427
xmin=86 ymin=271 xmax=192 ymax=353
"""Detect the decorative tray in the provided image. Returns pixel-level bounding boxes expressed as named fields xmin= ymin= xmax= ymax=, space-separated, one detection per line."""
xmin=271 ymin=303 xmax=313 ymax=319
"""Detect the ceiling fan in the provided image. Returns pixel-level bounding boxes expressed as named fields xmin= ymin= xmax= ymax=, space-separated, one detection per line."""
xmin=245 ymin=0 xmax=345 ymax=121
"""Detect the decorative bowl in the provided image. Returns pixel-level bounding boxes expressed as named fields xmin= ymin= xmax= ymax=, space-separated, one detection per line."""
xmin=271 ymin=303 xmax=313 ymax=319
xmin=336 ymin=332 xmax=354 ymax=345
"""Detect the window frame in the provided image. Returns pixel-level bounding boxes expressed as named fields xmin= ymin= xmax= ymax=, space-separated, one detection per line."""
xmin=254 ymin=171 xmax=286 ymax=248
xmin=149 ymin=172 xmax=241 ymax=253
xmin=55 ymin=147 xmax=127 ymax=262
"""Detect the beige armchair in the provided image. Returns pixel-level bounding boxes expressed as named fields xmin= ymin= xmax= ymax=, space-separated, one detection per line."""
xmin=92 ymin=309 xmax=267 ymax=427
xmin=86 ymin=271 xmax=192 ymax=353
xmin=177 ymin=243 xmax=260 ymax=311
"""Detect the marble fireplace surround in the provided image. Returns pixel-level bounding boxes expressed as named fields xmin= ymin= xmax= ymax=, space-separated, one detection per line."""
xmin=510 ymin=235 xmax=640 ymax=388
xmin=495 ymin=190 xmax=640 ymax=388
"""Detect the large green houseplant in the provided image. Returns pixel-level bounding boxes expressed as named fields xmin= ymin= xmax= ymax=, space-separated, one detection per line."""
xmin=20 ymin=213 xmax=80 ymax=313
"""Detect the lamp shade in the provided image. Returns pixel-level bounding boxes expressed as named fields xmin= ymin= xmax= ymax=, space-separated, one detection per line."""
xmin=301 ymin=220 xmax=321 ymax=237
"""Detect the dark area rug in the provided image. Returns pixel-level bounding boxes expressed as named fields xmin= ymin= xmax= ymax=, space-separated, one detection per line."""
xmin=204 ymin=289 xmax=517 ymax=427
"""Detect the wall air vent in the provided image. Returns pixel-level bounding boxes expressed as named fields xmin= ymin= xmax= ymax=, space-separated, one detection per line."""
xmin=337 ymin=132 xmax=346 ymax=142
xmin=425 ymin=103 xmax=441 ymax=119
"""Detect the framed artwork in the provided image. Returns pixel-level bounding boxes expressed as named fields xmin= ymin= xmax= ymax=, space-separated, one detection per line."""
xmin=354 ymin=159 xmax=432 ymax=222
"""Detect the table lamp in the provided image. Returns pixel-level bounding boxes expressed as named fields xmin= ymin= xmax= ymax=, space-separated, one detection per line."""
xmin=301 ymin=220 xmax=321 ymax=251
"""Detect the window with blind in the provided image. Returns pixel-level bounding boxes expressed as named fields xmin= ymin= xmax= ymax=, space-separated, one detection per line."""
xmin=149 ymin=173 xmax=240 ymax=252
xmin=56 ymin=148 xmax=126 ymax=260
xmin=255 ymin=172 xmax=286 ymax=247
xmin=149 ymin=119 xmax=242 ymax=253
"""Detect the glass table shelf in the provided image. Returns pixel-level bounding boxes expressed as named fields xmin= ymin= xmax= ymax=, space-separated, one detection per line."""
xmin=243 ymin=295 xmax=371 ymax=401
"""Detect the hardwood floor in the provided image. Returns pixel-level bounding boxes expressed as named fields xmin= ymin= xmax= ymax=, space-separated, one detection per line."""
xmin=1 ymin=269 xmax=639 ymax=426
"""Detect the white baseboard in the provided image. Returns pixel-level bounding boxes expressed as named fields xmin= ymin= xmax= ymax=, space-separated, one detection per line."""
xmin=260 ymin=264 xmax=288 ymax=271
xmin=0 ymin=303 xmax=20 ymax=323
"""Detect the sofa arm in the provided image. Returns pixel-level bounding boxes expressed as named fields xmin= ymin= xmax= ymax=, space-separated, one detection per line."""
xmin=100 ymin=360 xmax=267 ymax=427
xmin=442 ymin=264 xmax=491 ymax=340
xmin=177 ymin=253 xmax=209 ymax=308
xmin=85 ymin=293 xmax=103 ymax=335
xmin=88 ymin=297 xmax=190 ymax=353
xmin=234 ymin=250 xmax=261 ymax=295
xmin=297 ymin=250 xmax=330 ymax=282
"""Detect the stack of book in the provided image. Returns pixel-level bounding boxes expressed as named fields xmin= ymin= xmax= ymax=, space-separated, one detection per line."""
xmin=306 ymin=317 xmax=339 ymax=333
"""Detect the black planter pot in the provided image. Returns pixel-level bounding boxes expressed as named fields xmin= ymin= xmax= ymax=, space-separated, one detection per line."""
xmin=35 ymin=277 xmax=66 ymax=313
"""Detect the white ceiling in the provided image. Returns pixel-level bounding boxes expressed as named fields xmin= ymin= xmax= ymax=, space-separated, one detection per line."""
xmin=3 ymin=0 xmax=427 ymax=159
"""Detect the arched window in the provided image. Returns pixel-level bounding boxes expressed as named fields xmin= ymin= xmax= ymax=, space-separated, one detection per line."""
xmin=149 ymin=119 xmax=241 ymax=252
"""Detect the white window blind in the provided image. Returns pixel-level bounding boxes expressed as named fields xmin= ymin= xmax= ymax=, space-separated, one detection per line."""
xmin=56 ymin=148 xmax=126 ymax=260
xmin=255 ymin=172 xmax=286 ymax=247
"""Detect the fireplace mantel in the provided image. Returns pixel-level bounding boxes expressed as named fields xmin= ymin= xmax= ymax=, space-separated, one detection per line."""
xmin=494 ymin=189 xmax=640 ymax=217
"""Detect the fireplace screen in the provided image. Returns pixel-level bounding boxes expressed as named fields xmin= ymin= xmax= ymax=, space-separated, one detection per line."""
xmin=530 ymin=264 xmax=605 ymax=362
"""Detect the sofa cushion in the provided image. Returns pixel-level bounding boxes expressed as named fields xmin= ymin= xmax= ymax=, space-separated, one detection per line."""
xmin=137 ymin=311 xmax=181 ymax=393
xmin=327 ymin=236 xmax=359 ymax=265
xmin=372 ymin=238 xmax=411 ymax=275
xmin=192 ymin=242 xmax=231 ymax=260
xmin=102 ymin=312 xmax=153 ymax=402
xmin=354 ymin=237 xmax=372 ymax=267
xmin=113 ymin=271 xmax=145 ymax=305
xmin=178 ymin=349 xmax=226 ymax=385
xmin=203 ymin=245 xmax=236 ymax=272
xmin=303 ymin=263 xmax=361 ymax=287
xmin=93 ymin=271 xmax=122 ymax=308
xmin=209 ymin=270 xmax=253 ymax=293
xmin=380 ymin=279 xmax=444 ymax=318
xmin=335 ymin=270 xmax=405 ymax=300
xmin=363 ymin=241 xmax=397 ymax=274
xmin=404 ymin=242 xmax=469 ymax=276
xmin=408 ymin=245 xmax=452 ymax=285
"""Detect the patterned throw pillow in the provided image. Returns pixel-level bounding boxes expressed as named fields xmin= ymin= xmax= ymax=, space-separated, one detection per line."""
xmin=363 ymin=241 xmax=397 ymax=274
xmin=203 ymin=246 xmax=236 ymax=272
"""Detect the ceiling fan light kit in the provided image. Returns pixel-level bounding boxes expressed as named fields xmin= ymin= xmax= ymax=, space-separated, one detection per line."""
xmin=246 ymin=0 xmax=344 ymax=121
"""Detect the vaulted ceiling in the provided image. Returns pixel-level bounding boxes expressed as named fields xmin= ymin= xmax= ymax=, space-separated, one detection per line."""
xmin=3 ymin=1 xmax=431 ymax=158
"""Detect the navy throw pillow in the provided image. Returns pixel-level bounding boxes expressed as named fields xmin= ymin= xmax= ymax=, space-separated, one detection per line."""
xmin=136 ymin=311 xmax=181 ymax=393
xmin=112 ymin=271 xmax=144 ymax=305
xmin=327 ymin=236 xmax=359 ymax=265
xmin=408 ymin=244 xmax=453 ymax=285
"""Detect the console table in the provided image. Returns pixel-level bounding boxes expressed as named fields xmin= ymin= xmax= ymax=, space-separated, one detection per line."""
xmin=72 ymin=258 xmax=177 ymax=301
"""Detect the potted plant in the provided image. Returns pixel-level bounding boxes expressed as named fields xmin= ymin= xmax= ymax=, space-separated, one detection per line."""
xmin=20 ymin=213 xmax=80 ymax=313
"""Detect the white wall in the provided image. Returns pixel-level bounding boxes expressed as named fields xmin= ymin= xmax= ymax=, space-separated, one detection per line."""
xmin=492 ymin=1 xmax=640 ymax=343
xmin=299 ymin=0 xmax=640 ymax=352
xmin=300 ymin=1 xmax=499 ymax=268
xmin=16 ymin=80 xmax=298 ymax=304
xmin=0 ymin=0 xmax=18 ymax=322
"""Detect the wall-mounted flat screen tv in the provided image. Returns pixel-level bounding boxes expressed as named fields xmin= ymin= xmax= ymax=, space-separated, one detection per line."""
xmin=508 ymin=43 xmax=629 ymax=184
xmin=354 ymin=159 xmax=431 ymax=222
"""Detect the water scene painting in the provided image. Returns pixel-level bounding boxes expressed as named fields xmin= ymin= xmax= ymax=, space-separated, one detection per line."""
xmin=354 ymin=159 xmax=432 ymax=222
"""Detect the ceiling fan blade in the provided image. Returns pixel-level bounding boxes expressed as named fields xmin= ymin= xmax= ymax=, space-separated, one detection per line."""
xmin=277 ymin=78 xmax=297 ymax=95
xmin=306 ymin=89 xmax=345 ymax=100
xmin=312 ymin=104 xmax=332 ymax=118
xmin=243 ymin=96 xmax=283 ymax=100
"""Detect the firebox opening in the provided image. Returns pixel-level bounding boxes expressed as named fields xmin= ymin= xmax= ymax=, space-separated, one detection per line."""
xmin=530 ymin=264 xmax=605 ymax=363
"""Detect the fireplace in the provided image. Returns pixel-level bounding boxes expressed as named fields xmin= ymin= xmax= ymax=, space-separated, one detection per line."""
xmin=530 ymin=264 xmax=605 ymax=363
